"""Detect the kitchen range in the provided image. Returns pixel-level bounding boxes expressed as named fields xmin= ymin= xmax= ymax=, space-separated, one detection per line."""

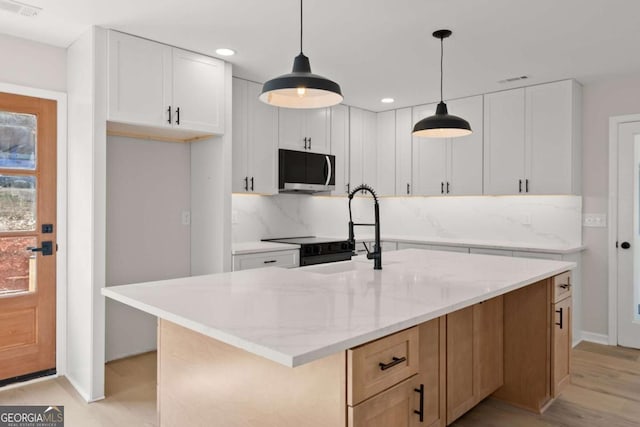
xmin=263 ymin=236 xmax=353 ymax=266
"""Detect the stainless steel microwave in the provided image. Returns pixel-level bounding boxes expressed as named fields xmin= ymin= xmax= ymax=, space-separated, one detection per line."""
xmin=278 ymin=149 xmax=336 ymax=194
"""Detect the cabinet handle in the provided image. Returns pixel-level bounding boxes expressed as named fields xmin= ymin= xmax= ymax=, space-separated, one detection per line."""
xmin=519 ymin=179 xmax=523 ymax=193
xmin=346 ymin=183 xmax=350 ymax=194
xmin=244 ymin=177 xmax=248 ymax=191
xmin=407 ymin=183 xmax=410 ymax=195
xmin=559 ymin=283 xmax=571 ymax=290
xmin=308 ymin=137 xmax=311 ymax=150
xmin=526 ymin=179 xmax=529 ymax=193
xmin=446 ymin=182 xmax=450 ymax=194
xmin=176 ymin=107 xmax=180 ymax=125
xmin=304 ymin=137 xmax=308 ymax=149
xmin=414 ymin=384 xmax=425 ymax=422
xmin=555 ymin=307 xmax=564 ymax=329
xmin=167 ymin=106 xmax=172 ymax=124
xmin=263 ymin=260 xmax=277 ymax=264
xmin=441 ymin=182 xmax=444 ymax=194
xmin=250 ymin=177 xmax=254 ymax=191
xmin=379 ymin=356 xmax=406 ymax=371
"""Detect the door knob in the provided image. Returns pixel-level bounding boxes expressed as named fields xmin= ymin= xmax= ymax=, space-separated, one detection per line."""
xmin=621 ymin=241 xmax=631 ymax=249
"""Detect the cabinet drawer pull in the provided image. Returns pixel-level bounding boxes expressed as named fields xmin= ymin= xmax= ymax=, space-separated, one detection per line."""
xmin=251 ymin=177 xmax=254 ymax=191
xmin=441 ymin=182 xmax=444 ymax=194
xmin=378 ymin=356 xmax=406 ymax=371
xmin=263 ymin=260 xmax=277 ymax=264
xmin=559 ymin=283 xmax=571 ymax=290
xmin=446 ymin=181 xmax=450 ymax=194
xmin=407 ymin=183 xmax=410 ymax=195
xmin=304 ymin=137 xmax=308 ymax=149
xmin=519 ymin=179 xmax=523 ymax=193
xmin=308 ymin=137 xmax=311 ymax=150
xmin=176 ymin=107 xmax=180 ymax=125
xmin=414 ymin=383 xmax=424 ymax=422
xmin=555 ymin=307 xmax=564 ymax=329
xmin=244 ymin=176 xmax=249 ymax=191
xmin=526 ymin=179 xmax=529 ymax=193
xmin=167 ymin=106 xmax=172 ymax=124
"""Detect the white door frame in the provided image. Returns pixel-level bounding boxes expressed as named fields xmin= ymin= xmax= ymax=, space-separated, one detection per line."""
xmin=0 ymin=82 xmax=68 ymax=376
xmin=608 ymin=113 xmax=640 ymax=345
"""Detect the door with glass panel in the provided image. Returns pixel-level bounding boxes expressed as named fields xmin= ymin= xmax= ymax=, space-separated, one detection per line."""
xmin=0 ymin=92 xmax=56 ymax=382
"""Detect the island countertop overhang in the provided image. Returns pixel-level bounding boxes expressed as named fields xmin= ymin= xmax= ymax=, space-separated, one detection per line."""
xmin=102 ymin=249 xmax=575 ymax=368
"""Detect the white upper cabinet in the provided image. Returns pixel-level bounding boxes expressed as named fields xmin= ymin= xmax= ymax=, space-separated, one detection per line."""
xmin=350 ymin=107 xmax=377 ymax=192
xmin=483 ymin=88 xmax=526 ymax=195
xmin=278 ymin=107 xmax=330 ymax=154
xmin=376 ymin=110 xmax=396 ymax=197
xmin=108 ymin=31 xmax=225 ymax=136
xmin=232 ymin=78 xmax=278 ymax=194
xmin=525 ymin=80 xmax=581 ymax=195
xmin=484 ymin=80 xmax=581 ymax=195
xmin=412 ymin=96 xmax=483 ymax=196
xmin=395 ymin=108 xmax=413 ymax=196
xmin=330 ymin=104 xmax=350 ymax=196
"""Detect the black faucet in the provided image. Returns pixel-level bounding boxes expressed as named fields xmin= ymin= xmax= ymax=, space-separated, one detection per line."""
xmin=348 ymin=184 xmax=382 ymax=270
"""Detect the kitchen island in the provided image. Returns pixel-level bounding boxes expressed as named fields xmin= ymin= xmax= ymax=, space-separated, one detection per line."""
xmin=102 ymin=249 xmax=575 ymax=426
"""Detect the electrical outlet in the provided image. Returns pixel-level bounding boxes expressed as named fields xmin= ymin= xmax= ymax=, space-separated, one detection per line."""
xmin=231 ymin=210 xmax=239 ymax=225
xmin=583 ymin=213 xmax=607 ymax=228
xmin=521 ymin=213 xmax=532 ymax=226
xmin=181 ymin=210 xmax=191 ymax=226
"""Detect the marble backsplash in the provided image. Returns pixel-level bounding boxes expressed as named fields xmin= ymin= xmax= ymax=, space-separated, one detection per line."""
xmin=232 ymin=194 xmax=582 ymax=249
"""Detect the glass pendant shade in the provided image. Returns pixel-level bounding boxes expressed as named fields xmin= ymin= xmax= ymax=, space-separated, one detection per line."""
xmin=259 ymin=53 xmax=343 ymax=109
xmin=413 ymin=29 xmax=472 ymax=138
xmin=412 ymin=101 xmax=472 ymax=138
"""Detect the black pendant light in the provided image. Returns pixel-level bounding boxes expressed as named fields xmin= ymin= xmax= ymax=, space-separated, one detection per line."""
xmin=413 ymin=29 xmax=472 ymax=138
xmin=259 ymin=0 xmax=343 ymax=109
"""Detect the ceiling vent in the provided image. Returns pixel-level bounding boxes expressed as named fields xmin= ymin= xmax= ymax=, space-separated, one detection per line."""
xmin=498 ymin=75 xmax=529 ymax=84
xmin=0 ymin=0 xmax=41 ymax=17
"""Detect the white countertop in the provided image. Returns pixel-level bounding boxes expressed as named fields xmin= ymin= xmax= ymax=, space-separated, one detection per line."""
xmin=349 ymin=234 xmax=585 ymax=254
xmin=102 ymin=249 xmax=575 ymax=368
xmin=232 ymin=241 xmax=300 ymax=255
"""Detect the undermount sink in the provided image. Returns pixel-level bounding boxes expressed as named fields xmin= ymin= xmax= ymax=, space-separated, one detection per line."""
xmin=303 ymin=259 xmax=397 ymax=275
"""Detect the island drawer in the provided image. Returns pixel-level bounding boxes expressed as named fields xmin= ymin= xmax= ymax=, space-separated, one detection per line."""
xmin=232 ymin=249 xmax=300 ymax=271
xmin=552 ymin=271 xmax=572 ymax=303
xmin=347 ymin=326 xmax=419 ymax=406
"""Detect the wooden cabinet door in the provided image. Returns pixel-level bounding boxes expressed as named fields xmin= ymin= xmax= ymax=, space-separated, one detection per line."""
xmin=525 ymin=80 xmax=574 ymax=195
xmin=412 ymin=103 xmax=446 ymax=196
xmin=330 ymin=104 xmax=350 ymax=195
xmin=395 ymin=108 xmax=413 ymax=195
xmin=246 ymin=81 xmax=278 ymax=194
xmin=551 ymin=296 xmax=572 ymax=397
xmin=349 ymin=375 xmax=423 ymax=427
xmin=376 ymin=110 xmax=396 ymax=196
xmin=231 ymin=78 xmax=249 ymax=193
xmin=305 ymin=108 xmax=331 ymax=154
xmin=446 ymin=306 xmax=475 ymax=424
xmin=483 ymin=88 xmax=525 ymax=195
xmin=108 ymin=31 xmax=172 ymax=127
xmin=447 ymin=95 xmax=483 ymax=196
xmin=419 ymin=318 xmax=446 ymax=427
xmin=474 ymin=296 xmax=504 ymax=400
xmin=172 ymin=48 xmax=225 ymax=134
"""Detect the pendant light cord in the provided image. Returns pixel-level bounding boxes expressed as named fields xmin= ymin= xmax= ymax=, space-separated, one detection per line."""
xmin=440 ymin=36 xmax=444 ymax=103
xmin=300 ymin=0 xmax=303 ymax=53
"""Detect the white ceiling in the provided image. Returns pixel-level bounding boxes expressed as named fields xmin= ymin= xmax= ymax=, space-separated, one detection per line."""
xmin=3 ymin=0 xmax=640 ymax=111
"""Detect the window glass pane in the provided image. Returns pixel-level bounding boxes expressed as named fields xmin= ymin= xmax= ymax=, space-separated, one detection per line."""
xmin=0 ymin=111 xmax=36 ymax=170
xmin=0 ymin=175 xmax=36 ymax=231
xmin=0 ymin=236 xmax=37 ymax=295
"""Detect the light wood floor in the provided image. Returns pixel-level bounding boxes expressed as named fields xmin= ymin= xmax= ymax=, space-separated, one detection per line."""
xmin=0 ymin=342 xmax=638 ymax=426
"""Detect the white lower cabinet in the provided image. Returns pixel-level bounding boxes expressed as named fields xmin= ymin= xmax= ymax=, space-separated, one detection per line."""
xmin=232 ymin=250 xmax=299 ymax=271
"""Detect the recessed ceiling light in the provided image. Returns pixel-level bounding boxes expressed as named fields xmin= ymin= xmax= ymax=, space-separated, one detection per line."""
xmin=381 ymin=98 xmax=395 ymax=104
xmin=215 ymin=48 xmax=236 ymax=57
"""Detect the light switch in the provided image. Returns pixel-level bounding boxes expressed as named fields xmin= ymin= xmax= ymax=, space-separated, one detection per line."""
xmin=181 ymin=210 xmax=191 ymax=226
xmin=583 ymin=213 xmax=607 ymax=228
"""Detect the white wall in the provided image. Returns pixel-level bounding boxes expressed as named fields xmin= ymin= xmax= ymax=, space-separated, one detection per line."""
xmin=232 ymin=194 xmax=582 ymax=249
xmin=105 ymin=135 xmax=191 ymax=361
xmin=0 ymin=33 xmax=66 ymax=91
xmin=582 ymin=74 xmax=640 ymax=337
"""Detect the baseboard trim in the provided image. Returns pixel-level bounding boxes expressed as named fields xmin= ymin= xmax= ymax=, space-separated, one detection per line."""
xmin=65 ymin=374 xmax=105 ymax=403
xmin=580 ymin=331 xmax=610 ymax=346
